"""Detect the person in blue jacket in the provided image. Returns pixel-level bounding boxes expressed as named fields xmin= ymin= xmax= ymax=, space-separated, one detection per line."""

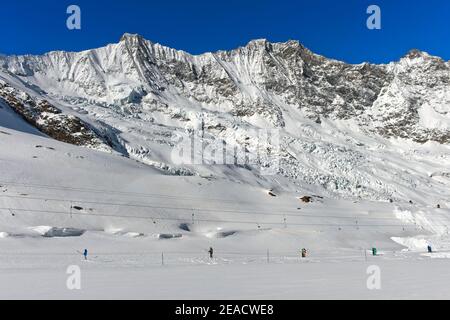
xmin=208 ymin=247 xmax=214 ymax=259
xmin=83 ymin=249 xmax=88 ymax=260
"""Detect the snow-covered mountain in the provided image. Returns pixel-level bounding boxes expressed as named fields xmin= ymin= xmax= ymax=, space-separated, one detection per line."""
xmin=1 ymin=34 xmax=449 ymax=202
xmin=1 ymin=35 xmax=450 ymax=299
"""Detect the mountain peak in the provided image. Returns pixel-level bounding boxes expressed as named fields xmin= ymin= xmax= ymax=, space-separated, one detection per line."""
xmin=403 ymin=49 xmax=431 ymax=60
xmin=120 ymin=33 xmax=145 ymax=42
xmin=242 ymin=39 xmax=274 ymax=52
xmin=246 ymin=38 xmax=269 ymax=46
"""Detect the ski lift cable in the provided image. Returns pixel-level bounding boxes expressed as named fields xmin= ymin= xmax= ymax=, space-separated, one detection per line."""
xmin=0 ymin=194 xmax=403 ymax=221
xmin=0 ymin=180 xmax=280 ymax=205
xmin=0 ymin=206 xmax=419 ymax=228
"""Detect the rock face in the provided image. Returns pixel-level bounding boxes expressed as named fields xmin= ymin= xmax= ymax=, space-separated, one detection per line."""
xmin=0 ymin=34 xmax=449 ymax=200
xmin=0 ymin=81 xmax=111 ymax=151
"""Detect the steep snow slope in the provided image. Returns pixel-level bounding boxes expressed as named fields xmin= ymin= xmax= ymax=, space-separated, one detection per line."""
xmin=0 ymin=35 xmax=449 ymax=202
xmin=0 ymin=122 xmax=448 ymax=251
xmin=0 ymin=98 xmax=43 ymax=135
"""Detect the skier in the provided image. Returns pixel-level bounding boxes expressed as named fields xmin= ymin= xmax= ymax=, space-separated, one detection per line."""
xmin=301 ymin=248 xmax=307 ymax=258
xmin=427 ymin=245 xmax=433 ymax=253
xmin=83 ymin=249 xmax=88 ymax=260
xmin=208 ymin=247 xmax=214 ymax=259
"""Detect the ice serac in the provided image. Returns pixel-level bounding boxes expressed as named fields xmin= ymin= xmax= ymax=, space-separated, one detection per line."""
xmin=0 ymin=34 xmax=449 ymax=201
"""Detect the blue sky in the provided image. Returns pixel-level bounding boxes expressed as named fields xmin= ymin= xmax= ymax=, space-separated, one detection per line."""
xmin=1 ymin=0 xmax=449 ymax=63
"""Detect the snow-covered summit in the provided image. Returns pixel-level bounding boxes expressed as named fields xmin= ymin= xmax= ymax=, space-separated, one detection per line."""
xmin=120 ymin=33 xmax=146 ymax=42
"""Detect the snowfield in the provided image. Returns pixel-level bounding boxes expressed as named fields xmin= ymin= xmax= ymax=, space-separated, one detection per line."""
xmin=1 ymin=36 xmax=450 ymax=299
xmin=0 ymin=119 xmax=449 ymax=299
xmin=3 ymin=259 xmax=450 ymax=300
